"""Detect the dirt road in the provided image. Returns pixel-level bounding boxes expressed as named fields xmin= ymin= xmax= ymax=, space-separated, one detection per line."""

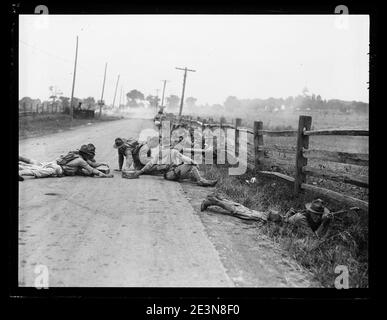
xmin=19 ymin=118 xmax=317 ymax=287
xmin=19 ymin=118 xmax=232 ymax=287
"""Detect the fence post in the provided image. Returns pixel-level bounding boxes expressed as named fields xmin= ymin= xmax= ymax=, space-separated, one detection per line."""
xmin=294 ymin=115 xmax=312 ymax=195
xmin=254 ymin=121 xmax=264 ymax=168
xmin=235 ymin=118 xmax=242 ymax=157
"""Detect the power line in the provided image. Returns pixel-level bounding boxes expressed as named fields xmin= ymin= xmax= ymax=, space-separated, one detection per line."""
xmin=19 ymin=39 xmax=105 ymax=79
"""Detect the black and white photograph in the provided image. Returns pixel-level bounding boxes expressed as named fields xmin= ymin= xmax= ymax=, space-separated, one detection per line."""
xmin=12 ymin=4 xmax=372 ymax=297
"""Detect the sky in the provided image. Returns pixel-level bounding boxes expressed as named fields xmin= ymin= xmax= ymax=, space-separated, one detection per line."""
xmin=19 ymin=15 xmax=369 ymax=105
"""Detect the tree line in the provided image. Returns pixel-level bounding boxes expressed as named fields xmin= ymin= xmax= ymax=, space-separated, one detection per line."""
xmin=19 ymin=87 xmax=368 ymax=115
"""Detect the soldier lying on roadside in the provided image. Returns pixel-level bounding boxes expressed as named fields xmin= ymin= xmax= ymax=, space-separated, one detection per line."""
xmin=133 ymin=137 xmax=218 ymax=187
xmin=201 ymin=195 xmax=354 ymax=238
xmin=58 ymin=144 xmax=112 ymax=177
xmin=19 ymin=144 xmax=112 ymax=180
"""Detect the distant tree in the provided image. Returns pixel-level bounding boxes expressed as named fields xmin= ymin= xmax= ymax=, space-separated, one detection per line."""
xmin=353 ymin=101 xmax=368 ymax=114
xmin=166 ymin=95 xmax=180 ymax=110
xmin=146 ymin=95 xmax=160 ymax=108
xmin=59 ymin=96 xmax=69 ymax=107
xmin=58 ymin=96 xmax=70 ymax=113
xmin=19 ymin=96 xmax=33 ymax=107
xmin=127 ymin=89 xmax=145 ymax=102
xmin=83 ymin=97 xmax=96 ymax=110
xmin=224 ymin=96 xmax=240 ymax=112
xmin=185 ymin=97 xmax=197 ymax=109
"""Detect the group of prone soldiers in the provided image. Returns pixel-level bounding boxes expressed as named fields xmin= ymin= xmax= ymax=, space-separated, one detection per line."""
xmin=19 ymin=135 xmax=218 ymax=187
xmin=19 ymin=135 xmax=352 ymax=237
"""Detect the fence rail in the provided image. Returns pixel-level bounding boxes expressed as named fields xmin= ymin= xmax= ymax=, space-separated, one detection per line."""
xmin=19 ymin=101 xmax=65 ymax=115
xmin=303 ymin=149 xmax=369 ymax=166
xmin=304 ymin=129 xmax=369 ymax=136
xmin=162 ymin=113 xmax=369 ymax=210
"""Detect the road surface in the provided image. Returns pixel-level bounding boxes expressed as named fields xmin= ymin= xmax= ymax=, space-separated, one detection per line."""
xmin=19 ymin=118 xmax=232 ymax=287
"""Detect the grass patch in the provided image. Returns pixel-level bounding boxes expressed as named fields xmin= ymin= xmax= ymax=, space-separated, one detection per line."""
xmin=200 ymin=164 xmax=368 ymax=288
xmin=19 ymin=113 xmax=123 ymax=139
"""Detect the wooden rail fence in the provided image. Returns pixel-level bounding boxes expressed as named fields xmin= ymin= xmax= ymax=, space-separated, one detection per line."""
xmin=19 ymin=101 xmax=65 ymax=116
xmin=162 ymin=113 xmax=369 ymax=211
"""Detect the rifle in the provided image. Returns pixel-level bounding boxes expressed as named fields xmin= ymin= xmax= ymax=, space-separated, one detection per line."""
xmin=316 ymin=207 xmax=360 ymax=237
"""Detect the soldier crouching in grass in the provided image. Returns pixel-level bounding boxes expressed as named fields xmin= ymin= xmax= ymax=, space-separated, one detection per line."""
xmin=284 ymin=199 xmax=336 ymax=237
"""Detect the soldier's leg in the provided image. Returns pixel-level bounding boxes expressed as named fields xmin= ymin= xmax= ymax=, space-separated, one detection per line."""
xmin=189 ymin=166 xmax=218 ymax=186
xmin=19 ymin=155 xmax=42 ymax=166
xmin=142 ymin=164 xmax=169 ymax=175
xmin=200 ymin=193 xmax=280 ymax=222
xmin=164 ymin=164 xmax=217 ymax=186
xmin=19 ymin=167 xmax=57 ymax=178
xmin=174 ymin=164 xmax=194 ymax=179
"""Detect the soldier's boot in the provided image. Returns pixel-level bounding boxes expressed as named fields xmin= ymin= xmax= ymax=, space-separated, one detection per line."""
xmin=191 ymin=167 xmax=218 ymax=187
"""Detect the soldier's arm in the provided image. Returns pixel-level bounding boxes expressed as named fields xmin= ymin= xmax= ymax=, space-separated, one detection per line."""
xmin=124 ymin=149 xmax=134 ymax=170
xmin=79 ymin=159 xmax=104 ymax=176
xmin=87 ymin=159 xmax=106 ymax=167
xmin=118 ymin=151 xmax=124 ymax=170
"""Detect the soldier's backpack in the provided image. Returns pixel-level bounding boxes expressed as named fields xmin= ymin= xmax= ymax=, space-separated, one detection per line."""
xmin=56 ymin=151 xmax=80 ymax=166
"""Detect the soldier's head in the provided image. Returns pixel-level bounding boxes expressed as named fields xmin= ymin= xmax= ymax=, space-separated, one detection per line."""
xmin=87 ymin=143 xmax=96 ymax=154
xmin=79 ymin=144 xmax=95 ymax=160
xmin=113 ymin=138 xmax=125 ymax=149
xmin=305 ymin=199 xmax=330 ymax=215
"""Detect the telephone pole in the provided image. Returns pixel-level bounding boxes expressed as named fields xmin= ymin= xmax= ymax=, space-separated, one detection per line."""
xmin=69 ymin=35 xmax=79 ymax=120
xmin=112 ymin=74 xmax=120 ymax=108
xmin=99 ymin=62 xmax=107 ymax=118
xmin=119 ymin=86 xmax=123 ymax=108
xmin=155 ymin=89 xmax=160 ymax=111
xmin=175 ymin=67 xmax=196 ymax=117
xmin=160 ymin=80 xmax=169 ymax=107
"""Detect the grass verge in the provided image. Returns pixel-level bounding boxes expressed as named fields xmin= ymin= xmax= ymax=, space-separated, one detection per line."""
xmin=19 ymin=113 xmax=123 ymax=139
xmin=200 ymin=164 xmax=368 ymax=288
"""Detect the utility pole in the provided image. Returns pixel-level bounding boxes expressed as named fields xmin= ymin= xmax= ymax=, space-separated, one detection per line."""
xmin=99 ymin=62 xmax=107 ymax=118
xmin=160 ymin=80 xmax=169 ymax=107
xmin=119 ymin=86 xmax=123 ymax=108
xmin=69 ymin=35 xmax=79 ymax=121
xmin=155 ymin=89 xmax=160 ymax=111
xmin=112 ymin=74 xmax=120 ymax=108
xmin=175 ymin=67 xmax=196 ymax=117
